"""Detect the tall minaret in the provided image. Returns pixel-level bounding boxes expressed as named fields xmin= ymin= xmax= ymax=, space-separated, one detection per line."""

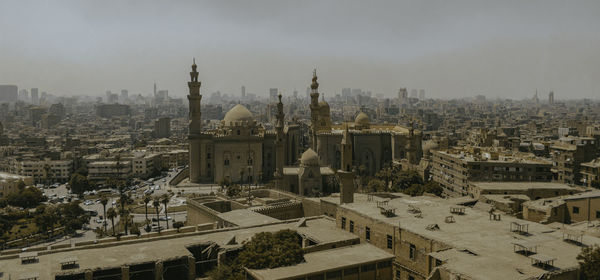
xmin=341 ymin=123 xmax=353 ymax=172
xmin=309 ymin=69 xmax=320 ymax=151
xmin=188 ymin=59 xmax=203 ymax=183
xmin=274 ymin=94 xmax=285 ymax=185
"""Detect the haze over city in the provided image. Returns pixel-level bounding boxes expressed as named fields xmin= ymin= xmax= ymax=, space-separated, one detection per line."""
xmin=1 ymin=0 xmax=599 ymax=99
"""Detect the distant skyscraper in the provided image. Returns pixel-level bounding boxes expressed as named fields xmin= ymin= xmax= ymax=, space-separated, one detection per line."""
xmin=549 ymin=91 xmax=554 ymax=104
xmin=121 ymin=89 xmax=129 ymax=102
xmin=19 ymin=89 xmax=28 ymax=102
xmin=154 ymin=117 xmax=171 ymax=138
xmin=31 ymin=88 xmax=39 ymax=105
xmin=410 ymin=89 xmax=418 ymax=98
xmin=241 ymin=86 xmax=246 ymax=99
xmin=398 ymin=88 xmax=408 ymax=104
xmin=0 ymin=85 xmax=18 ymax=103
xmin=341 ymin=88 xmax=351 ymax=99
xmin=270 ymin=88 xmax=278 ymax=102
xmin=419 ymin=89 xmax=425 ymax=100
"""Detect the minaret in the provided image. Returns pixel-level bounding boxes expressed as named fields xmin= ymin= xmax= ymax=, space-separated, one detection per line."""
xmin=309 ymin=69 xmax=319 ymax=151
xmin=341 ymin=123 xmax=353 ymax=172
xmin=274 ymin=94 xmax=285 ymax=185
xmin=406 ymin=121 xmax=416 ymax=164
xmin=188 ymin=59 xmax=203 ymax=183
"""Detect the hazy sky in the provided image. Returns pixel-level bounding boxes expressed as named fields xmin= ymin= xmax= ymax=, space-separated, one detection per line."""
xmin=1 ymin=0 xmax=599 ymax=99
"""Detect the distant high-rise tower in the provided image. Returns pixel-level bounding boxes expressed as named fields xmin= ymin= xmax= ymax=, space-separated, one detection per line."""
xmin=0 ymin=85 xmax=18 ymax=103
xmin=241 ymin=86 xmax=246 ymax=99
xmin=410 ymin=89 xmax=418 ymax=98
xmin=549 ymin=91 xmax=554 ymax=104
xmin=121 ymin=89 xmax=128 ymax=102
xmin=398 ymin=88 xmax=408 ymax=105
xmin=31 ymin=88 xmax=39 ymax=105
xmin=269 ymin=88 xmax=278 ymax=102
xmin=154 ymin=117 xmax=171 ymax=138
xmin=419 ymin=89 xmax=425 ymax=100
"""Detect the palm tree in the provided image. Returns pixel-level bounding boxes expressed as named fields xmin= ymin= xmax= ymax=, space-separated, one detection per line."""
xmin=119 ymin=208 xmax=130 ymax=235
xmin=143 ymin=195 xmax=151 ymax=222
xmin=161 ymin=194 xmax=170 ymax=229
xmin=107 ymin=207 xmax=117 ymax=236
xmin=153 ymin=197 xmax=161 ymax=232
xmin=100 ymin=196 xmax=108 ymax=232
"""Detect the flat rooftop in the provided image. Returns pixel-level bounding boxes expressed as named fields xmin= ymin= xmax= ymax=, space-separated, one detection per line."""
xmin=0 ymin=217 xmax=357 ymax=279
xmin=247 ymin=244 xmax=394 ymax=280
xmin=217 ymin=209 xmax=280 ymax=227
xmin=327 ymin=193 xmax=600 ymax=280
xmin=471 ymin=182 xmax=575 ymax=191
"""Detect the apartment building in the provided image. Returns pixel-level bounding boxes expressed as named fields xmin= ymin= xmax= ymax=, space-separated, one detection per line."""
xmin=550 ymin=136 xmax=597 ymax=185
xmin=431 ymin=149 xmax=553 ymax=196
xmin=10 ymin=158 xmax=73 ymax=183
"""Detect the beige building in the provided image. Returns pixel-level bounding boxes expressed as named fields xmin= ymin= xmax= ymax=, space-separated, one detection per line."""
xmin=10 ymin=158 xmax=73 ymax=184
xmin=431 ymin=148 xmax=553 ymax=196
xmin=550 ymin=136 xmax=597 ymax=185
xmin=131 ymin=153 xmax=160 ymax=179
xmin=580 ymin=158 xmax=600 ymax=187
xmin=186 ymin=61 xmax=300 ymax=184
xmin=87 ymin=160 xmax=132 ymax=182
xmin=0 ymin=171 xmax=33 ymax=198
xmin=523 ymin=191 xmax=600 ymax=224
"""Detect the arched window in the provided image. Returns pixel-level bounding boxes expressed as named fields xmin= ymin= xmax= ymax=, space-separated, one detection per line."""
xmin=224 ymin=159 xmax=230 ymax=166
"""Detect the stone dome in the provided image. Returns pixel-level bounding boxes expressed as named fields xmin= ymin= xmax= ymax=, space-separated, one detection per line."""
xmin=318 ymin=100 xmax=329 ymax=108
xmin=300 ymin=148 xmax=319 ymax=166
xmin=223 ymin=104 xmax=254 ymax=125
xmin=355 ymin=112 xmax=370 ymax=126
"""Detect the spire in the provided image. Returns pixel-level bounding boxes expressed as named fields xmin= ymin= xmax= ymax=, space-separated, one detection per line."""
xmin=190 ymin=59 xmax=199 ymax=83
xmin=310 ymin=69 xmax=319 ymax=91
xmin=276 ymin=93 xmax=284 ymax=129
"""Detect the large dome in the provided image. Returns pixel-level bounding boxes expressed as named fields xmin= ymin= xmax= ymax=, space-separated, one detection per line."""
xmin=355 ymin=112 xmax=370 ymax=126
xmin=223 ymin=104 xmax=254 ymax=125
xmin=300 ymin=148 xmax=319 ymax=166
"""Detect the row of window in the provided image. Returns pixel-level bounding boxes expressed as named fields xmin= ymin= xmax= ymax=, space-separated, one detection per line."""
xmin=572 ymin=206 xmax=600 ymax=218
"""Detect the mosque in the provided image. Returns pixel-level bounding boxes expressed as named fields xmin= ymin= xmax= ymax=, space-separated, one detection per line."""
xmin=186 ymin=61 xmax=422 ymax=196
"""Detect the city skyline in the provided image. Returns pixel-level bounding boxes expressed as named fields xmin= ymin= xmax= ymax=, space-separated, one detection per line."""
xmin=1 ymin=0 xmax=599 ymax=99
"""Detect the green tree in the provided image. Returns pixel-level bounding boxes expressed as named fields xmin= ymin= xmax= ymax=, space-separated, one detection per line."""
xmin=119 ymin=208 xmax=130 ymax=235
xmin=161 ymin=194 xmax=170 ymax=229
xmin=59 ymin=201 xmax=88 ymax=235
xmin=69 ymin=173 xmax=92 ymax=195
xmin=106 ymin=207 xmax=117 ymax=236
xmin=100 ymin=196 xmax=108 ymax=233
xmin=226 ymin=184 xmax=241 ymax=197
xmin=153 ymin=197 xmax=161 ymax=232
xmin=143 ymin=195 xmax=151 ymax=222
xmin=577 ymin=245 xmax=600 ymax=279
xmin=391 ymin=170 xmax=423 ymax=192
xmin=366 ymin=178 xmax=386 ymax=193
xmin=5 ymin=186 xmax=46 ymax=208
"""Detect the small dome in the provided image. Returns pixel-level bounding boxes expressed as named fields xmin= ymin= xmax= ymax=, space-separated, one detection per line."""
xmin=318 ymin=100 xmax=329 ymax=108
xmin=300 ymin=148 xmax=319 ymax=166
xmin=223 ymin=104 xmax=254 ymax=125
xmin=355 ymin=112 xmax=370 ymax=126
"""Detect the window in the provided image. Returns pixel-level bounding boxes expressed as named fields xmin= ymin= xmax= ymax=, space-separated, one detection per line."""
xmin=573 ymin=206 xmax=580 ymax=214
xmin=408 ymin=276 xmax=415 ymax=280
xmin=224 ymin=159 xmax=230 ymax=166
xmin=344 ymin=267 xmax=358 ymax=275
xmin=596 ymin=211 xmax=600 ymax=219
xmin=409 ymin=243 xmax=416 ymax=260
xmin=361 ymin=263 xmax=375 ymax=272
xmin=349 ymin=221 xmax=354 ymax=233
xmin=366 ymin=227 xmax=371 ymax=241
xmin=326 ymin=270 xmax=342 ymax=279
xmin=237 ymin=130 xmax=240 ymax=135
xmin=207 ymin=153 xmax=211 ymax=159
xmin=378 ymin=261 xmax=391 ymax=268
xmin=387 ymin=234 xmax=393 ymax=249
xmin=341 ymin=217 xmax=346 ymax=229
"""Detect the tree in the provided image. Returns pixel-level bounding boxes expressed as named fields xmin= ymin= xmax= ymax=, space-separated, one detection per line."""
xmin=161 ymin=194 xmax=170 ymax=229
xmin=366 ymin=178 xmax=386 ymax=193
xmin=100 ymin=196 xmax=108 ymax=233
xmin=209 ymin=229 xmax=305 ymax=280
xmin=119 ymin=208 xmax=130 ymax=235
xmin=59 ymin=202 xmax=88 ymax=235
xmin=107 ymin=207 xmax=117 ymax=236
xmin=143 ymin=195 xmax=151 ymax=222
xmin=34 ymin=205 xmax=59 ymax=237
xmin=153 ymin=197 xmax=161 ymax=232
xmin=69 ymin=174 xmax=92 ymax=195
xmin=226 ymin=184 xmax=241 ymax=197
xmin=5 ymin=186 xmax=46 ymax=208
xmin=577 ymin=245 xmax=600 ymax=279
xmin=391 ymin=170 xmax=423 ymax=192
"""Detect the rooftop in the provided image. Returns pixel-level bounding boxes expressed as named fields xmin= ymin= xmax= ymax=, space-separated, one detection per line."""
xmin=471 ymin=182 xmax=575 ymax=191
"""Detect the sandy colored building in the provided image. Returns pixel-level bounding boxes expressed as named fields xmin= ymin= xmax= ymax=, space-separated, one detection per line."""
xmin=0 ymin=171 xmax=33 ymax=198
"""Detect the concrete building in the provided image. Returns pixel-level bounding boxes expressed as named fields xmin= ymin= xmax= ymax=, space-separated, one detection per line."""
xmin=431 ymin=149 xmax=553 ymax=196
xmin=523 ymin=191 xmax=600 ymax=224
xmin=550 ymin=136 xmax=597 ymax=185
xmin=10 ymin=158 xmax=73 ymax=184
xmin=0 ymin=171 xmax=33 ymax=198
xmin=96 ymin=104 xmax=131 ymax=118
xmin=580 ymin=158 xmax=600 ymax=187
xmin=87 ymin=160 xmax=132 ymax=182
xmin=131 ymin=153 xmax=160 ymax=179
xmin=30 ymin=88 xmax=39 ymax=105
xmin=0 ymin=85 xmax=18 ymax=103
xmin=153 ymin=117 xmax=171 ymax=138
